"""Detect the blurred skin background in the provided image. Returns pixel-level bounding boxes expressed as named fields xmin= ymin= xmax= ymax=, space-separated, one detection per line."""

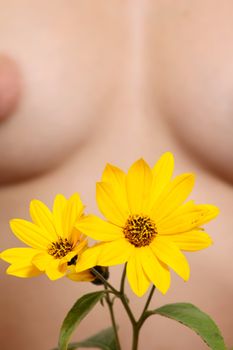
xmin=0 ymin=1 xmax=233 ymax=349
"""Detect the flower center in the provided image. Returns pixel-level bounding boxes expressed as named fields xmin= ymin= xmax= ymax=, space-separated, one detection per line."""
xmin=123 ymin=215 xmax=157 ymax=247
xmin=48 ymin=237 xmax=73 ymax=259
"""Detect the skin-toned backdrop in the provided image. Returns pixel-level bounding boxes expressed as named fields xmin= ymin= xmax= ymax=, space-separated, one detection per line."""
xmin=0 ymin=1 xmax=232 ymax=349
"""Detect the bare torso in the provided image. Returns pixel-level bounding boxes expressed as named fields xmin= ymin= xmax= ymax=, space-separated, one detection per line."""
xmin=0 ymin=2 xmax=232 ymax=349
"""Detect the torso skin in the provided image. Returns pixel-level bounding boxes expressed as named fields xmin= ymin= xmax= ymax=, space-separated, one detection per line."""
xmin=0 ymin=2 xmax=232 ymax=349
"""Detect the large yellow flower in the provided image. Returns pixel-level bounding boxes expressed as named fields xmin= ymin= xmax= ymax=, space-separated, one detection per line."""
xmin=75 ymin=153 xmax=219 ymax=296
xmin=1 ymin=194 xmax=93 ymax=281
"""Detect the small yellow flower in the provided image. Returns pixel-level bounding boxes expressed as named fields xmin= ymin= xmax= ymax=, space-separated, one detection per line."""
xmin=1 ymin=194 xmax=93 ymax=281
xmin=75 ymin=153 xmax=219 ymax=296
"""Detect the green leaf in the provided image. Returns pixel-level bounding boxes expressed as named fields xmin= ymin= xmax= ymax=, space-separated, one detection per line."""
xmin=52 ymin=327 xmax=117 ymax=350
xmin=67 ymin=327 xmax=117 ymax=350
xmin=148 ymin=303 xmax=226 ymax=350
xmin=58 ymin=291 xmax=105 ymax=350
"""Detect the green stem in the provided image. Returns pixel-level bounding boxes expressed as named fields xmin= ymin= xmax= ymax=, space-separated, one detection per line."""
xmin=132 ymin=325 xmax=139 ymax=350
xmin=91 ymin=268 xmax=119 ymax=294
xmin=90 ymin=268 xmax=121 ymax=350
xmin=91 ymin=266 xmax=156 ymax=350
xmin=119 ymin=293 xmax=137 ymax=326
xmin=131 ymin=285 xmax=156 ymax=349
xmin=120 ymin=264 xmax=127 ymax=294
xmin=104 ymin=285 xmax=121 ymax=350
xmin=139 ymin=285 xmax=155 ymax=325
xmin=119 ymin=265 xmax=136 ymax=326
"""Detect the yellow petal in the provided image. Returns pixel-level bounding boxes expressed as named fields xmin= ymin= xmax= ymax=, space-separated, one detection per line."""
xmin=194 ymin=204 xmax=220 ymax=226
xmin=95 ymin=238 xmax=133 ymax=266
xmin=63 ymin=193 xmax=84 ymax=239
xmin=73 ymin=237 xmax=88 ymax=254
xmin=68 ymin=227 xmax=84 ymax=247
xmin=102 ymin=162 xmax=125 ymax=182
xmin=53 ymin=194 xmax=67 ymax=237
xmin=151 ymin=237 xmax=190 ymax=281
xmin=30 ymin=199 xmax=57 ymax=241
xmin=45 ymin=259 xmax=66 ymax=280
xmin=158 ymin=200 xmax=195 ymax=223
xmin=149 ymin=152 xmax=174 ymax=209
xmin=101 ymin=163 xmax=127 ymax=202
xmin=67 ymin=270 xmax=94 ymax=282
xmin=59 ymin=239 xmax=87 ymax=266
xmin=158 ymin=203 xmax=219 ymax=234
xmin=76 ymin=243 xmax=104 ymax=272
xmin=0 ymin=247 xmax=41 ymax=263
xmin=1 ymin=247 xmax=42 ymax=278
xmin=126 ymin=250 xmax=151 ymax=297
xmin=140 ymin=247 xmax=170 ymax=294
xmin=76 ymin=215 xmax=123 ymax=241
xmin=169 ymin=230 xmax=213 ymax=251
xmin=7 ymin=263 xmax=42 ymax=278
xmin=150 ymin=173 xmax=195 ymax=221
xmin=96 ymin=182 xmax=129 ymax=226
xmin=59 ymin=249 xmax=79 ymax=265
xmin=158 ymin=204 xmax=205 ymax=234
xmin=76 ymin=239 xmax=133 ymax=272
xmin=159 ymin=200 xmax=195 ymax=220
xmin=32 ymin=252 xmax=54 ymax=271
xmin=33 ymin=252 xmax=70 ymax=280
xmin=10 ymin=219 xmax=51 ymax=249
xmin=126 ymin=159 xmax=153 ymax=214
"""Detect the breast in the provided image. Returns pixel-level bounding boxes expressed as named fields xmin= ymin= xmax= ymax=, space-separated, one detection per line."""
xmin=151 ymin=1 xmax=233 ymax=183
xmin=0 ymin=1 xmax=233 ymax=185
xmin=0 ymin=2 xmax=125 ymax=184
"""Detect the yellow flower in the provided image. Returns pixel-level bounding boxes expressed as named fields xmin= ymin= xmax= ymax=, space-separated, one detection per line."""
xmin=1 ymin=194 xmax=93 ymax=281
xmin=75 ymin=153 xmax=219 ymax=296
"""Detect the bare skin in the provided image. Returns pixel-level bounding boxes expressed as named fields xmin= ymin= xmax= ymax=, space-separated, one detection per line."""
xmin=0 ymin=1 xmax=232 ymax=349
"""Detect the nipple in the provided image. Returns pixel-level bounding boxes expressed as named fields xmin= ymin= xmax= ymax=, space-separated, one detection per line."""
xmin=0 ymin=55 xmax=21 ymax=121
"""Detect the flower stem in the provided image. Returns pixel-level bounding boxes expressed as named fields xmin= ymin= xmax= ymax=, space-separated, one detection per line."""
xmin=119 ymin=292 xmax=137 ymax=326
xmin=91 ymin=267 xmax=119 ymax=294
xmin=92 ymin=266 xmax=156 ymax=350
xmin=90 ymin=268 xmax=121 ymax=350
xmin=120 ymin=264 xmax=127 ymax=294
xmin=127 ymin=285 xmax=156 ymax=349
xmin=138 ymin=285 xmax=155 ymax=326
xmin=104 ymin=285 xmax=121 ymax=350
xmin=132 ymin=325 xmax=139 ymax=350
